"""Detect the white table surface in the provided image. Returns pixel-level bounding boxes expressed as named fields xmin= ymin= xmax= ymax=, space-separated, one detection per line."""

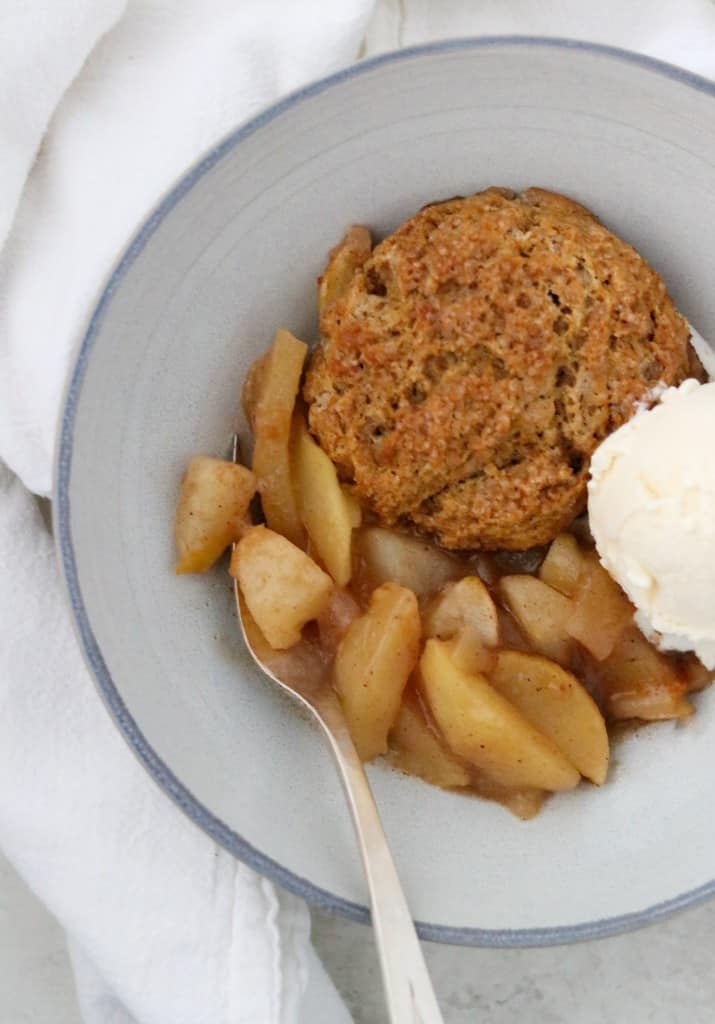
xmin=311 ymin=900 xmax=715 ymax=1023
xmin=3 ymin=837 xmax=715 ymax=1024
xmin=0 ymin=850 xmax=80 ymax=1023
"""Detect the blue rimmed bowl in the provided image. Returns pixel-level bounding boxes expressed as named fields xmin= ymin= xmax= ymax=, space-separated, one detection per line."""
xmin=56 ymin=38 xmax=715 ymax=945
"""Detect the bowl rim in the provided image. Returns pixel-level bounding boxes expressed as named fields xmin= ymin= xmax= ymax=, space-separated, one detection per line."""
xmin=54 ymin=35 xmax=715 ymax=947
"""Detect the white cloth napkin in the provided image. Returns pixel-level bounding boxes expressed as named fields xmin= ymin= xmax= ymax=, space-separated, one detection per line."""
xmin=2 ymin=2 xmax=715 ymax=1023
xmin=0 ymin=4 xmax=372 ymax=1022
xmin=0 ymin=461 xmax=351 ymax=1024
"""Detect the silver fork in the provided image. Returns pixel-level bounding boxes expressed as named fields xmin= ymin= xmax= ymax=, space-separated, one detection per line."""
xmin=231 ymin=436 xmax=444 ymax=1024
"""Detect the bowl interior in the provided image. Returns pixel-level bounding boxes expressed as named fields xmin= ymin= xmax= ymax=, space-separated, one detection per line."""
xmin=58 ymin=39 xmax=715 ymax=944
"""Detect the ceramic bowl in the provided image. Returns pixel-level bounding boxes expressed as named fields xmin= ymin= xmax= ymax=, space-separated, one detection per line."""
xmin=56 ymin=38 xmax=715 ymax=945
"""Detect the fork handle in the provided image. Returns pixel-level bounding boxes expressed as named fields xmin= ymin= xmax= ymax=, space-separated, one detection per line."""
xmin=317 ymin=700 xmax=444 ymax=1024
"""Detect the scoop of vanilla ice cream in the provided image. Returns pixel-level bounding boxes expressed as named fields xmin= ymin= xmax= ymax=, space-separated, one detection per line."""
xmin=588 ymin=378 xmax=715 ymax=669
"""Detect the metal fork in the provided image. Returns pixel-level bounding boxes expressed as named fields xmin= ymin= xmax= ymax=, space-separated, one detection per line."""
xmin=231 ymin=436 xmax=444 ymax=1024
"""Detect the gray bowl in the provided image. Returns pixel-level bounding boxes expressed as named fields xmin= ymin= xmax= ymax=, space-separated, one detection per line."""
xmin=56 ymin=38 xmax=715 ymax=946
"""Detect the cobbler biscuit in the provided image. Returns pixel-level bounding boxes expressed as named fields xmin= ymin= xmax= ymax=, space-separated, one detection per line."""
xmin=304 ymin=188 xmax=700 ymax=549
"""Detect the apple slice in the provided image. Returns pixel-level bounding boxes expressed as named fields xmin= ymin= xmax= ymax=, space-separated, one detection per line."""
xmin=599 ymin=627 xmax=693 ymax=721
xmin=174 ymin=456 xmax=255 ymax=573
xmin=251 ymin=329 xmax=307 ymax=546
xmin=230 ymin=525 xmax=333 ymax=649
xmin=499 ymin=575 xmax=573 ymax=664
xmin=389 ymin=693 xmax=471 ymax=789
xmin=567 ymin=553 xmax=633 ymax=661
xmin=419 ymin=639 xmax=579 ymax=792
xmin=538 ymin=533 xmax=584 ymax=597
xmin=357 ymin=527 xmax=461 ymax=596
xmin=334 ymin=582 xmax=421 ymax=761
xmin=292 ymin=415 xmax=360 ymax=586
xmin=423 ymin=576 xmax=499 ymax=674
xmin=491 ymin=650 xmax=609 ymax=784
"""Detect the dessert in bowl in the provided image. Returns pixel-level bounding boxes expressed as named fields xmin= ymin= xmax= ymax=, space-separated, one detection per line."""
xmin=57 ymin=39 xmax=715 ymax=943
xmin=176 ymin=187 xmax=712 ymax=821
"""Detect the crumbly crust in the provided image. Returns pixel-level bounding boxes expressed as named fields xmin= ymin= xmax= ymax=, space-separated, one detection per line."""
xmin=304 ymin=187 xmax=697 ymax=550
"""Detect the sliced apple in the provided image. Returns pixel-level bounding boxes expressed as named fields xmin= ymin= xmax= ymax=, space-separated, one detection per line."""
xmin=174 ymin=456 xmax=256 ymax=573
xmin=490 ymin=650 xmax=609 ymax=784
xmin=419 ymin=639 xmax=579 ymax=792
xmin=316 ymin=586 xmax=361 ymax=655
xmin=567 ymin=553 xmax=633 ymax=661
xmin=423 ymin=576 xmax=499 ymax=674
xmin=334 ymin=582 xmax=421 ymax=761
xmin=357 ymin=527 xmax=461 ymax=597
xmin=291 ymin=414 xmax=360 ymax=586
xmin=230 ymin=525 xmax=333 ymax=649
xmin=242 ymin=352 xmax=269 ymax=429
xmin=251 ymin=329 xmax=307 ymax=545
xmin=499 ymin=575 xmax=573 ymax=664
xmin=389 ymin=693 xmax=471 ymax=789
xmin=423 ymin=576 xmax=499 ymax=645
xmin=538 ymin=533 xmax=584 ymax=597
xmin=599 ymin=627 xmax=693 ymax=721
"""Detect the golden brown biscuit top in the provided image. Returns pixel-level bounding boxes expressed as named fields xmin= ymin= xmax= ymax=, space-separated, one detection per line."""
xmin=304 ymin=188 xmax=696 ymax=550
